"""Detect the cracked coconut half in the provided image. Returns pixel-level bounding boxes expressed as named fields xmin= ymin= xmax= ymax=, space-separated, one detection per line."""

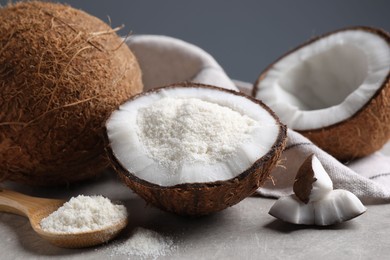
xmin=105 ymin=83 xmax=287 ymax=215
xmin=254 ymin=27 xmax=390 ymax=161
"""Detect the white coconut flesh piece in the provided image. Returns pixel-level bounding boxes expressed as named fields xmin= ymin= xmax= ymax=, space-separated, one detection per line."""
xmin=106 ymin=85 xmax=282 ymax=187
xmin=269 ymin=154 xmax=366 ymax=226
xmin=255 ymin=28 xmax=390 ymax=130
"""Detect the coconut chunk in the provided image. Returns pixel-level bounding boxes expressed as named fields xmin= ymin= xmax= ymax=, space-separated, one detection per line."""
xmin=254 ymin=27 xmax=390 ymax=160
xmin=269 ymin=154 xmax=366 ymax=225
xmin=294 ymin=154 xmax=333 ymax=203
xmin=106 ymin=83 xmax=287 ymax=215
xmin=268 ymin=195 xmax=315 ymax=225
xmin=314 ymin=190 xmax=367 ymax=226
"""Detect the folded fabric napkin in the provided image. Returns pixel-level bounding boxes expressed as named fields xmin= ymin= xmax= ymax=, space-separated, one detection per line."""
xmin=126 ymin=35 xmax=238 ymax=91
xmin=257 ymin=129 xmax=390 ymax=204
xmin=235 ymin=81 xmax=390 ymax=204
xmin=126 ymin=35 xmax=390 ymax=204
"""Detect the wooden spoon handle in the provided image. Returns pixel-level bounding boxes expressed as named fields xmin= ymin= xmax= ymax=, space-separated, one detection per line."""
xmin=0 ymin=189 xmax=63 ymax=217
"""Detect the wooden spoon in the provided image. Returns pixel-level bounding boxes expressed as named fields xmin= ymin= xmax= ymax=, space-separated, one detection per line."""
xmin=0 ymin=189 xmax=128 ymax=248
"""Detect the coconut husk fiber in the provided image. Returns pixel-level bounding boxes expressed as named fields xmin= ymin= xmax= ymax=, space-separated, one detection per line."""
xmin=0 ymin=1 xmax=143 ymax=185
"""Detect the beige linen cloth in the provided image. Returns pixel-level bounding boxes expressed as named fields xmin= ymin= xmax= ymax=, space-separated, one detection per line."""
xmin=126 ymin=35 xmax=390 ymax=204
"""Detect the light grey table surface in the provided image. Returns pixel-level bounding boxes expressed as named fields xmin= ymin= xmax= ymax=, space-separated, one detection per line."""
xmin=1 ymin=156 xmax=390 ymax=260
xmin=2 ymin=82 xmax=390 ymax=259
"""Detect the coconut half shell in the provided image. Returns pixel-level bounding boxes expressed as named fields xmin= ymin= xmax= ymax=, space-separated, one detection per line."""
xmin=253 ymin=27 xmax=390 ymax=161
xmin=0 ymin=2 xmax=143 ymax=185
xmin=105 ymin=83 xmax=287 ymax=215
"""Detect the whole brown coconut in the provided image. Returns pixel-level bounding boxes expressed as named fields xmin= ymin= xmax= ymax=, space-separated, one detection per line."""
xmin=0 ymin=2 xmax=143 ymax=185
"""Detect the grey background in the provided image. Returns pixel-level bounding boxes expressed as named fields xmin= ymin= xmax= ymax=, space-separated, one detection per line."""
xmin=1 ymin=0 xmax=389 ymax=82
xmin=1 ymin=2 xmax=390 ymax=259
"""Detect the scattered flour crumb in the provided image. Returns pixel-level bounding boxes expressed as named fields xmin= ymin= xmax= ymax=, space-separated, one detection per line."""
xmin=40 ymin=195 xmax=127 ymax=234
xmin=111 ymin=227 xmax=176 ymax=259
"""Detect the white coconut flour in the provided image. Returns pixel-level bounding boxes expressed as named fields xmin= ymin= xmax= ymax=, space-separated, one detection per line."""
xmin=137 ymin=97 xmax=258 ymax=170
xmin=111 ymin=227 xmax=176 ymax=259
xmin=40 ymin=195 xmax=127 ymax=233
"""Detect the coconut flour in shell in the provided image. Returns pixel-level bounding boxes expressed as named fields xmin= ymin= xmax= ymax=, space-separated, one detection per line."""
xmin=40 ymin=195 xmax=127 ymax=234
xmin=137 ymin=97 xmax=258 ymax=171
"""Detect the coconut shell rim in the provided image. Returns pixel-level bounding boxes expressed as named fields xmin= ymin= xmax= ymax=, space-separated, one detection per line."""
xmin=252 ymin=26 xmax=390 ymax=133
xmin=252 ymin=25 xmax=390 ymax=96
xmin=104 ymin=82 xmax=287 ymax=191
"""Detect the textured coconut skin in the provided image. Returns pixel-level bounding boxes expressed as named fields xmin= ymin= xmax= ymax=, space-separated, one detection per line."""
xmin=300 ymin=75 xmax=390 ymax=161
xmin=0 ymin=2 xmax=143 ymax=185
xmin=253 ymin=27 xmax=390 ymax=161
xmin=105 ymin=84 xmax=287 ymax=216
xmin=293 ymin=154 xmax=316 ymax=204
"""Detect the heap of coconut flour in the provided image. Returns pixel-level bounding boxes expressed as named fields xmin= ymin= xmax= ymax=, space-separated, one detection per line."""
xmin=137 ymin=97 xmax=257 ymax=171
xmin=40 ymin=195 xmax=127 ymax=233
xmin=40 ymin=195 xmax=176 ymax=257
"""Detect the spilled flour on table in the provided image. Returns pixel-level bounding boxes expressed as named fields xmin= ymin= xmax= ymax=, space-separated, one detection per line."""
xmin=110 ymin=227 xmax=176 ymax=259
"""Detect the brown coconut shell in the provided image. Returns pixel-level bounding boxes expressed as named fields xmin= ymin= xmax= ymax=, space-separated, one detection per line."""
xmin=105 ymin=83 xmax=287 ymax=216
xmin=0 ymin=2 xmax=143 ymax=185
xmin=253 ymin=26 xmax=390 ymax=161
xmin=293 ymin=154 xmax=316 ymax=204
